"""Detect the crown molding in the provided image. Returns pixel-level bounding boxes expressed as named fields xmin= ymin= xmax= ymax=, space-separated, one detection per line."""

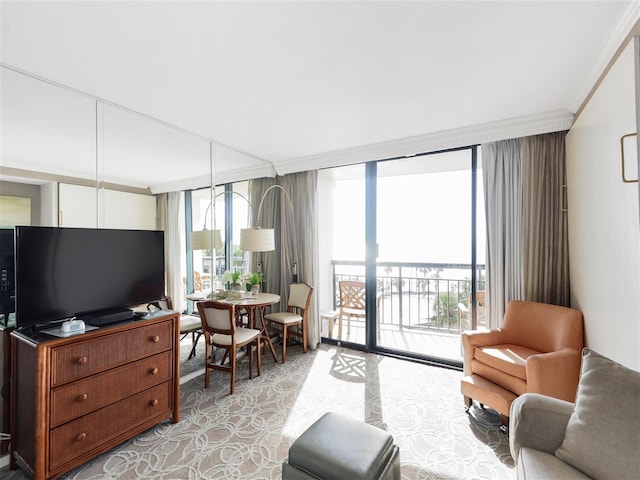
xmin=273 ymin=110 xmax=574 ymax=175
xmin=570 ymin=2 xmax=640 ymax=115
xmin=149 ymin=163 xmax=276 ymax=194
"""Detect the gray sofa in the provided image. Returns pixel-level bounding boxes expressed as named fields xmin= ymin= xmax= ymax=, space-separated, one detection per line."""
xmin=509 ymin=349 xmax=639 ymax=479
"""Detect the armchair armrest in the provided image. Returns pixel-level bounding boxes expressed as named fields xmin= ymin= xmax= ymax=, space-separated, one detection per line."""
xmin=461 ymin=329 xmax=502 ymax=375
xmin=509 ymin=393 xmax=574 ymax=461
xmin=526 ymin=348 xmax=582 ymax=402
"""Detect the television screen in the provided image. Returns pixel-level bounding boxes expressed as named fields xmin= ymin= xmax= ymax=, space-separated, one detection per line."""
xmin=15 ymin=226 xmax=165 ymax=328
xmin=0 ymin=228 xmax=15 ymax=316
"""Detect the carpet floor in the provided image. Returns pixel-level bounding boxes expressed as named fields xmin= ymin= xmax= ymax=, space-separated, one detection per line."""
xmin=2 ymin=341 xmax=515 ymax=479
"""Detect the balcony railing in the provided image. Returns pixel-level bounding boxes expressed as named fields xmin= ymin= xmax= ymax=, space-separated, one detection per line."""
xmin=331 ymin=260 xmax=485 ymax=334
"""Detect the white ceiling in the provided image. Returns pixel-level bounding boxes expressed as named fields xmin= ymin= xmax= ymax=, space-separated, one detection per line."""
xmin=1 ymin=1 xmax=638 ymax=193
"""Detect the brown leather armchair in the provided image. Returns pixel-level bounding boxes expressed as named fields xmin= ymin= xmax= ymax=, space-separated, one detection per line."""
xmin=461 ymin=300 xmax=584 ymax=426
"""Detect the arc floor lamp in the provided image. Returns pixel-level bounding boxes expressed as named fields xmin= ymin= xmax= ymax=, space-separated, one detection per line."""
xmin=240 ymin=184 xmax=297 ymax=281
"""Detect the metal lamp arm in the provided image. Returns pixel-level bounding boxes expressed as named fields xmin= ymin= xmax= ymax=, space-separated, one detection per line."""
xmin=214 ymin=191 xmax=256 ymax=230
xmin=255 ymin=184 xmax=294 ymax=227
xmin=203 ymin=190 xmax=255 ymax=230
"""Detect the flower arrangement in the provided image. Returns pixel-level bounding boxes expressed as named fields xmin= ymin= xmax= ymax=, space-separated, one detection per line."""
xmin=220 ymin=270 xmax=262 ymax=292
xmin=221 ymin=270 xmax=242 ymax=289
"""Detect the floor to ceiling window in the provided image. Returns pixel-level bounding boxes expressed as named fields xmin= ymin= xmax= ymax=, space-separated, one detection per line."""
xmin=319 ymin=164 xmax=367 ymax=348
xmin=318 ymin=146 xmax=485 ymax=366
xmin=184 ymin=180 xmax=250 ymax=311
xmin=190 ymin=187 xmax=219 ymax=293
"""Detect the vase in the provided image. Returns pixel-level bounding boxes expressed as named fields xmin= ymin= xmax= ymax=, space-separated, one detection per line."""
xmin=230 ymin=282 xmax=242 ymax=291
xmin=251 ymin=284 xmax=260 ymax=296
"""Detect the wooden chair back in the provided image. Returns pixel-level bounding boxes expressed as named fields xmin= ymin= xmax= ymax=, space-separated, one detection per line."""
xmin=339 ymin=280 xmax=366 ymax=317
xmin=196 ymin=301 xmax=236 ymax=336
xmin=288 ymin=283 xmax=313 ymax=312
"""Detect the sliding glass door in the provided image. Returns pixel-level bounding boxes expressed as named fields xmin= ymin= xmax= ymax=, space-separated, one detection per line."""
xmin=376 ymin=149 xmax=479 ymax=363
xmin=320 ymin=146 xmax=484 ymax=366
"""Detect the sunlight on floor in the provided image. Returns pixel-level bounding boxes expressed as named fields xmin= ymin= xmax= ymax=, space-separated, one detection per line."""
xmin=280 ymin=346 xmax=370 ymax=439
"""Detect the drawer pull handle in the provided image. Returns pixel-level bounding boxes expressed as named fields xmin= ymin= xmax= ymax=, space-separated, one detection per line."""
xmin=150 ymin=399 xmax=158 ymax=407
xmin=77 ymin=393 xmax=88 ymax=402
xmin=151 ymin=335 xmax=160 ymax=343
xmin=76 ymin=356 xmax=87 ymax=366
xmin=150 ymin=367 xmax=159 ymax=375
xmin=76 ymin=433 xmax=87 ymax=442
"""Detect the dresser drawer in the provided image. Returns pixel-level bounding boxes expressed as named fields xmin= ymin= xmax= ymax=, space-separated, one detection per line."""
xmin=51 ymin=320 xmax=173 ymax=386
xmin=50 ymin=351 xmax=173 ymax=428
xmin=49 ymin=381 xmax=172 ymax=471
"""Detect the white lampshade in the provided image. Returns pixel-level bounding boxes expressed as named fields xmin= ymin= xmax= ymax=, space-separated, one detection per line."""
xmin=189 ymin=229 xmax=223 ymax=251
xmin=240 ymin=228 xmax=275 ymax=252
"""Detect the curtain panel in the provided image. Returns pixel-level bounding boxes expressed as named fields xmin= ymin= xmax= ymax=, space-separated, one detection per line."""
xmin=522 ymin=131 xmax=570 ymax=306
xmin=249 ymin=172 xmax=320 ymax=349
xmin=157 ymin=191 xmax=182 ymax=310
xmin=482 ymin=131 xmax=570 ymax=326
xmin=248 ymin=178 xmax=280 ymax=294
xmin=482 ymin=138 xmax=525 ymax=328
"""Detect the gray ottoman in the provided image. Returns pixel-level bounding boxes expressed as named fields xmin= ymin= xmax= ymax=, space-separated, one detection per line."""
xmin=282 ymin=412 xmax=401 ymax=480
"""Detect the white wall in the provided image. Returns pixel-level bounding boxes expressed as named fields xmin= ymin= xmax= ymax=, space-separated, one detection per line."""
xmin=59 ymin=183 xmax=157 ymax=230
xmin=566 ymin=40 xmax=639 ymax=370
xmin=39 ymin=182 xmax=58 ymax=226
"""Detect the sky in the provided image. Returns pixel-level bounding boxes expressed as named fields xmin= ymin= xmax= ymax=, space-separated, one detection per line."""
xmin=332 ymin=157 xmax=486 ymax=267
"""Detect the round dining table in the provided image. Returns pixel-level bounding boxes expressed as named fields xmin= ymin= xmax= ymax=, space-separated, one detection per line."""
xmin=187 ymin=291 xmax=281 ymax=363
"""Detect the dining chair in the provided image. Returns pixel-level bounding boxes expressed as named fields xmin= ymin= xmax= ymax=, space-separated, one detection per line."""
xmin=159 ymin=296 xmax=203 ymax=360
xmin=196 ymin=300 xmax=261 ymax=394
xmin=264 ymin=283 xmax=313 ymax=363
xmin=193 ymin=271 xmax=203 ymax=292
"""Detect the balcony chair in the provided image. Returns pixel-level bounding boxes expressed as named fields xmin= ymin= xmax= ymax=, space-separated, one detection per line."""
xmin=458 ymin=291 xmax=487 ymax=332
xmin=458 ymin=302 xmax=470 ymax=331
xmin=337 ymin=280 xmax=382 ymax=340
xmin=196 ymin=300 xmax=261 ymax=394
xmin=264 ymin=283 xmax=313 ymax=363
xmin=461 ymin=300 xmax=584 ymax=426
xmin=159 ymin=296 xmax=203 ymax=360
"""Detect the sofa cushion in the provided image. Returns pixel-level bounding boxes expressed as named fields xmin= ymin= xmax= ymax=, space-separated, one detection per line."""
xmin=475 ymin=344 xmax=540 ymax=380
xmin=519 ymin=448 xmax=592 ymax=480
xmin=555 ymin=348 xmax=640 ymax=479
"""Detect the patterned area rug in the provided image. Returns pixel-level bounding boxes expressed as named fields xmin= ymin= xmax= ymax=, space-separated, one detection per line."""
xmin=3 ymin=343 xmax=515 ymax=479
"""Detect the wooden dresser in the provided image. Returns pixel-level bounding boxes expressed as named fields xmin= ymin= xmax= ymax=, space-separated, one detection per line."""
xmin=10 ymin=311 xmax=180 ymax=480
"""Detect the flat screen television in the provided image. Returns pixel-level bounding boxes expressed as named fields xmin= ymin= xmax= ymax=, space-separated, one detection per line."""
xmin=15 ymin=226 xmax=165 ymax=329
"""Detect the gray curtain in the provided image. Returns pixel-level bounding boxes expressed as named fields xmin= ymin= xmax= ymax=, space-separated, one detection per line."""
xmin=248 ymin=178 xmax=279 ymax=293
xmin=482 ymin=132 xmax=571 ymax=327
xmin=249 ymin=172 xmax=320 ymax=349
xmin=280 ymin=171 xmax=319 ymax=348
xmin=157 ymin=192 xmax=182 ymax=310
xmin=522 ymin=131 xmax=570 ymax=306
xmin=482 ymin=138 xmax=525 ymax=328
